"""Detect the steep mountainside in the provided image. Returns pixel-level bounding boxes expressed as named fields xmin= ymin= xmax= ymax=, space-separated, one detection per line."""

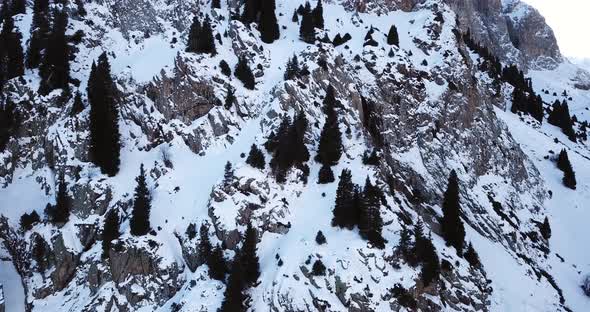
xmin=0 ymin=0 xmax=589 ymax=311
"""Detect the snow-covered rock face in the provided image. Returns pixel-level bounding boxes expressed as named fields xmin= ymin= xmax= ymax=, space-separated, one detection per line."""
xmin=1 ymin=0 xmax=590 ymax=311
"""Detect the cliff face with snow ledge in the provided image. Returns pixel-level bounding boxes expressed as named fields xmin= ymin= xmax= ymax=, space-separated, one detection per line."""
xmin=0 ymin=0 xmax=589 ymax=311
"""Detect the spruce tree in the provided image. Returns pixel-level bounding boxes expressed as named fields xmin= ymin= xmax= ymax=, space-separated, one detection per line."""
xmin=88 ymin=52 xmax=121 ymax=176
xmin=39 ymin=9 xmax=70 ymax=95
xmin=198 ymin=223 xmax=212 ymax=262
xmin=234 ymin=56 xmax=255 ymax=89
xmin=20 ymin=210 xmax=40 ymax=231
xmin=259 ymin=0 xmax=279 ymax=43
xmin=208 ymin=244 xmax=227 ymax=281
xmin=241 ymin=222 xmax=260 ymax=286
xmin=27 ymin=0 xmax=50 ymax=69
xmin=0 ymin=99 xmax=17 ymax=151
xmin=292 ymin=110 xmax=310 ymax=164
xmin=186 ymin=16 xmax=201 ymax=53
xmin=398 ymin=225 xmax=411 ymax=257
xmin=130 ymin=164 xmax=152 ymax=236
xmin=223 ymin=161 xmax=234 ymax=186
xmin=419 ymin=236 xmax=440 ymax=287
xmin=269 ymin=115 xmax=293 ymax=182
xmin=102 ymin=209 xmax=120 ymax=259
xmin=316 ymin=86 xmax=342 ymax=166
xmin=33 ymin=236 xmax=47 ymax=273
xmin=464 ymin=242 xmax=481 ymax=268
xmin=312 ymin=0 xmax=324 ymax=30
xmin=0 ymin=14 xmax=24 ymax=81
xmin=540 ymin=217 xmax=551 ymax=240
xmin=311 ymin=259 xmax=326 ymax=276
xmin=284 ymin=55 xmax=300 ymax=81
xmin=224 ymin=85 xmax=235 ymax=109
xmin=557 ymin=149 xmax=570 ymax=172
xmin=441 ymin=170 xmax=465 ymax=254
xmin=563 ymin=163 xmax=577 ymax=190
xmin=211 ymin=0 xmax=220 ymax=9
xmin=332 ymin=169 xmax=355 ymax=229
xmin=387 ymin=25 xmax=399 ymax=46
xmin=70 ymin=92 xmax=84 ymax=116
xmin=299 ymin=2 xmax=315 ymax=44
xmin=315 ymin=230 xmax=327 ymax=245
xmin=50 ymin=174 xmax=71 ymax=224
xmin=292 ymin=9 xmax=299 ymax=23
xmin=10 ymin=0 xmax=26 ymax=15
xmin=241 ymin=0 xmax=260 ymax=24
xmin=246 ymin=144 xmax=265 ymax=169
xmin=219 ymin=253 xmax=247 ymax=312
xmin=199 ymin=15 xmax=216 ymax=54
xmin=358 ymin=177 xmax=385 ymax=248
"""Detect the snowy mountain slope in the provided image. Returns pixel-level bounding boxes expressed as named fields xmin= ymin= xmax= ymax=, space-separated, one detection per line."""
xmin=0 ymin=0 xmax=589 ymax=311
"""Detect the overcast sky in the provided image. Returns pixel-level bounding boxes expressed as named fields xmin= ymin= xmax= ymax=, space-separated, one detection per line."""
xmin=522 ymin=0 xmax=590 ymax=59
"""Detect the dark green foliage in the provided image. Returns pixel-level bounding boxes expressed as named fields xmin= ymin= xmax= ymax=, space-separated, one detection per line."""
xmin=510 ymin=87 xmax=543 ymax=123
xmin=241 ymin=222 xmax=260 ymax=286
xmin=198 ymin=223 xmax=212 ymax=262
xmin=441 ymin=170 xmax=465 ymax=254
xmin=208 ymin=244 xmax=227 ymax=281
xmin=398 ymin=225 xmax=411 ymax=257
xmin=102 ymin=209 xmax=120 ymax=259
xmin=20 ymin=211 xmax=40 ymax=231
xmin=332 ymin=169 xmax=356 ymax=229
xmin=311 ymin=259 xmax=326 ymax=276
xmin=75 ymin=0 xmax=86 ymax=16
xmin=299 ymin=2 xmax=314 ymax=43
xmin=268 ymin=112 xmax=309 ymax=183
xmin=0 ymin=14 xmax=25 ymax=87
xmin=234 ymin=56 xmax=255 ymax=89
xmin=220 ymin=60 xmax=231 ymax=76
xmin=548 ymin=100 xmax=576 ymax=142
xmin=186 ymin=223 xmax=197 ymax=240
xmin=557 ymin=149 xmax=569 ymax=172
xmin=241 ymin=0 xmax=260 ymax=24
xmin=186 ymin=15 xmax=216 ymax=54
xmin=49 ymin=174 xmax=71 ymax=224
xmin=358 ymin=177 xmax=385 ymax=248
xmin=292 ymin=9 xmax=298 ymax=23
xmin=315 ymin=230 xmax=327 ymax=245
xmin=362 ymin=149 xmax=379 ymax=165
xmin=224 ymin=161 xmax=234 ymax=186
xmin=211 ymin=0 xmax=220 ymax=9
xmin=0 ymin=99 xmax=18 ymax=151
xmin=387 ymin=25 xmax=399 ymax=46
xmin=70 ymin=92 xmax=84 ymax=116
xmin=246 ymin=144 xmax=265 ymax=169
xmin=224 ymin=85 xmax=235 ymax=109
xmin=464 ymin=242 xmax=481 ymax=268
xmin=130 ymin=164 xmax=152 ymax=236
xmin=419 ymin=236 xmax=440 ymax=287
xmin=556 ymin=149 xmax=576 ymax=189
xmin=10 ymin=0 xmax=26 ymax=15
xmin=33 ymin=235 xmax=47 ymax=273
xmin=88 ymin=52 xmax=121 ymax=176
xmin=316 ymin=86 xmax=342 ymax=166
xmin=284 ymin=55 xmax=301 ymax=80
xmin=312 ymin=0 xmax=324 ymax=29
xmin=390 ymin=284 xmax=417 ymax=310
xmin=218 ymin=253 xmax=247 ymax=312
xmin=39 ymin=9 xmax=70 ymax=95
xmin=259 ymin=0 xmax=280 ymax=43
xmin=540 ymin=217 xmax=551 ymax=240
xmin=27 ymin=0 xmax=50 ymax=69
xmin=317 ymin=164 xmax=335 ymax=184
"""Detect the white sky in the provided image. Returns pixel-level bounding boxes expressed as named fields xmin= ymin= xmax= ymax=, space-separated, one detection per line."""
xmin=522 ymin=0 xmax=590 ymax=59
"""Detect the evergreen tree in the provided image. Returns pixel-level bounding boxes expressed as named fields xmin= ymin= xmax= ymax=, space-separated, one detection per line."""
xmin=259 ymin=0 xmax=279 ymax=43
xmin=311 ymin=259 xmax=326 ymax=276
xmin=101 ymin=209 xmax=120 ymax=259
xmin=563 ymin=162 xmax=577 ymax=190
xmin=219 ymin=253 xmax=247 ymax=312
xmin=557 ymin=149 xmax=570 ymax=172
xmin=220 ymin=60 xmax=231 ymax=76
xmin=292 ymin=9 xmax=299 ymax=23
xmin=208 ymin=244 xmax=227 ymax=281
xmin=540 ymin=216 xmax=551 ymax=240
xmin=33 ymin=236 xmax=47 ymax=273
xmin=358 ymin=177 xmax=385 ymax=248
xmin=387 ymin=25 xmax=399 ymax=46
xmin=464 ymin=242 xmax=481 ymax=268
xmin=317 ymin=164 xmax=335 ymax=184
xmin=398 ymin=225 xmax=412 ymax=257
xmin=234 ymin=56 xmax=255 ymax=89
xmin=284 ymin=55 xmax=300 ymax=80
xmin=312 ymin=0 xmax=324 ymax=30
xmin=224 ymin=85 xmax=235 ymax=109
xmin=241 ymin=0 xmax=260 ymax=24
xmin=292 ymin=110 xmax=310 ymax=164
xmin=0 ymin=14 xmax=25 ymax=84
xmin=419 ymin=235 xmax=440 ymax=287
xmin=299 ymin=2 xmax=315 ymax=44
xmin=27 ymin=0 xmax=50 ymax=69
xmin=246 ymin=144 xmax=265 ymax=169
xmin=130 ymin=164 xmax=152 ymax=236
xmin=20 ymin=210 xmax=40 ymax=231
xmin=186 ymin=15 xmax=216 ymax=54
xmin=316 ymin=86 xmax=342 ymax=166
xmin=223 ymin=161 xmax=234 ymax=186
xmin=70 ymin=92 xmax=84 ymax=116
xmin=88 ymin=53 xmax=121 ymax=176
xmin=39 ymin=9 xmax=70 ymax=95
xmin=10 ymin=0 xmax=26 ymax=15
xmin=269 ymin=115 xmax=293 ymax=182
xmin=548 ymin=100 xmax=576 ymax=142
xmin=241 ymin=222 xmax=260 ymax=286
xmin=332 ymin=169 xmax=355 ymax=229
xmin=441 ymin=170 xmax=465 ymax=254
xmin=50 ymin=174 xmax=71 ymax=224
xmin=0 ymin=97 xmax=18 ymax=152
xmin=198 ymin=223 xmax=212 ymax=262
xmin=315 ymin=230 xmax=327 ymax=245
xmin=211 ymin=0 xmax=220 ymax=9
xmin=186 ymin=16 xmax=201 ymax=53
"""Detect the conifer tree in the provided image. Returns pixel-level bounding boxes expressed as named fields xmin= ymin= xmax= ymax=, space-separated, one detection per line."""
xmin=292 ymin=110 xmax=310 ymax=164
xmin=241 ymin=222 xmax=260 ymax=286
xmin=186 ymin=16 xmax=201 ymax=53
xmin=269 ymin=115 xmax=293 ymax=182
xmin=398 ymin=225 xmax=411 ymax=257
xmin=20 ymin=210 xmax=40 ymax=231
xmin=224 ymin=85 xmax=235 ymax=109
xmin=39 ymin=9 xmax=70 ymax=95
xmin=130 ymin=164 xmax=152 ymax=236
xmin=292 ymin=9 xmax=299 ymax=23
xmin=0 ymin=14 xmax=24 ymax=82
xmin=223 ymin=161 xmax=234 ymax=186
xmin=316 ymin=86 xmax=342 ymax=166
xmin=464 ymin=242 xmax=481 ymax=268
xmin=208 ymin=244 xmax=227 ymax=281
xmin=317 ymin=164 xmax=335 ymax=184
xmin=198 ymin=223 xmax=212 ymax=262
xmin=358 ymin=177 xmax=385 ymax=248
xmin=299 ymin=2 xmax=315 ymax=44
xmin=10 ymin=0 xmax=26 ymax=15
xmin=199 ymin=15 xmax=216 ymax=54
xmin=540 ymin=216 xmax=551 ymax=240
xmin=219 ymin=253 xmax=247 ymax=312
xmin=332 ymin=169 xmax=355 ymax=228
xmin=284 ymin=55 xmax=301 ymax=80
xmin=70 ymin=92 xmax=84 ymax=116
xmin=259 ymin=0 xmax=279 ymax=43
xmin=557 ymin=149 xmax=570 ymax=172
xmin=88 ymin=52 xmax=121 ymax=176
xmin=27 ymin=0 xmax=50 ymax=69
xmin=102 ymin=209 xmax=120 ymax=259
xmin=0 ymin=99 xmax=17 ymax=151
xmin=419 ymin=235 xmax=440 ymax=287
xmin=234 ymin=56 xmax=255 ymax=89
xmin=441 ymin=170 xmax=465 ymax=254
xmin=311 ymin=259 xmax=326 ymax=275
xmin=315 ymin=230 xmax=327 ymax=245
xmin=563 ymin=162 xmax=577 ymax=190
xmin=387 ymin=25 xmax=399 ymax=46
xmin=50 ymin=174 xmax=71 ymax=224
xmin=246 ymin=144 xmax=265 ymax=169
xmin=241 ymin=0 xmax=260 ymax=24
xmin=312 ymin=0 xmax=324 ymax=30
xmin=211 ymin=0 xmax=220 ymax=9
xmin=33 ymin=235 xmax=47 ymax=273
